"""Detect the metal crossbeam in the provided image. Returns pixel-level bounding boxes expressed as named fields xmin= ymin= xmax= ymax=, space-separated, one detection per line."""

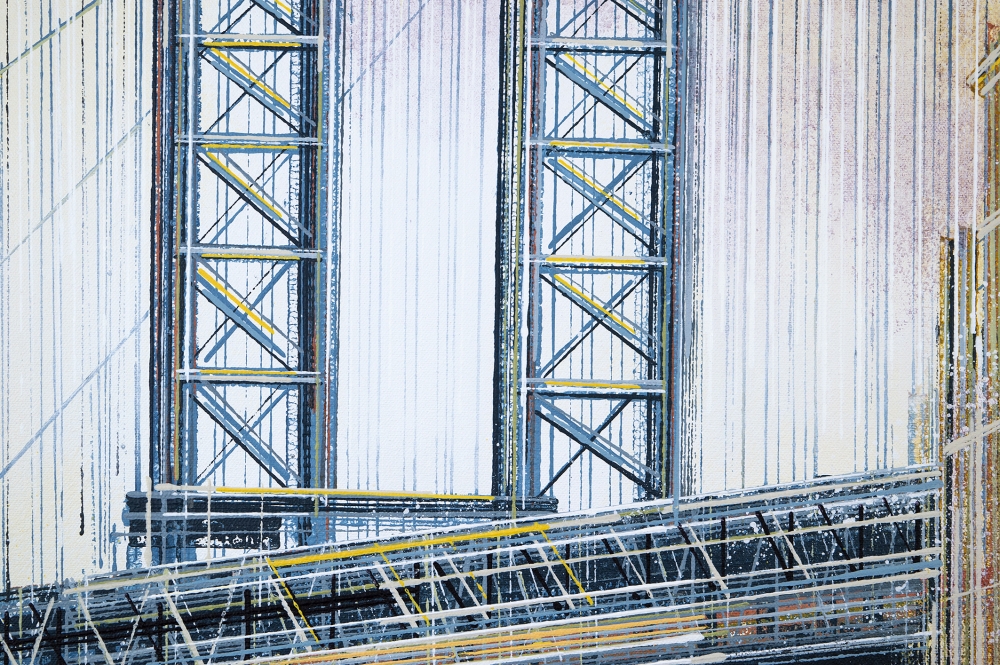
xmin=0 ymin=468 xmax=941 ymax=665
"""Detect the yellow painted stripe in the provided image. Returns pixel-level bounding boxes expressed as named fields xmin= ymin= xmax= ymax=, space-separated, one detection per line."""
xmin=210 ymin=48 xmax=291 ymax=109
xmin=545 ymin=256 xmax=646 ymax=264
xmin=267 ymin=614 xmax=706 ymax=665
xmin=380 ymin=553 xmax=433 ymax=626
xmin=548 ymin=139 xmax=650 ymax=149
xmin=196 ymin=267 xmax=276 ymax=334
xmin=265 ymin=558 xmax=321 ymax=643
xmin=552 ymin=274 xmax=637 ymax=334
xmin=334 ymin=624 xmax=700 ymax=665
xmin=199 ymin=143 xmax=298 ymax=150
xmin=271 ymin=523 xmax=552 ymax=568
xmin=203 ymin=40 xmax=303 ymax=48
xmin=275 ymin=0 xmax=292 ymax=12
xmin=556 ymin=157 xmax=642 ymax=222
xmin=539 ymin=531 xmax=594 ymax=605
xmin=563 ymin=54 xmax=643 ymax=118
xmin=205 ymin=152 xmax=287 ymax=222
xmin=212 ymin=485 xmax=495 ymax=501
xmin=198 ymin=369 xmax=296 ymax=376
xmin=199 ymin=252 xmax=300 ymax=261
xmin=543 ymin=380 xmax=643 ymax=390
xmin=627 ymin=0 xmax=651 ymax=15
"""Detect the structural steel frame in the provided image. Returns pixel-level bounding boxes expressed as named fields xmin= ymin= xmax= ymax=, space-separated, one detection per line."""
xmin=0 ymin=467 xmax=940 ymax=665
xmin=940 ymin=46 xmax=1000 ymax=665
xmin=150 ymin=0 xmax=336 ymax=510
xmin=496 ymin=0 xmax=676 ymax=502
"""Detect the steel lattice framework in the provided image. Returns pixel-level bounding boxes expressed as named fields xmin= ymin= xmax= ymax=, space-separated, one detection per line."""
xmin=496 ymin=0 xmax=675 ymax=502
xmin=0 ymin=467 xmax=941 ymax=665
xmin=150 ymin=0 xmax=335 ymax=502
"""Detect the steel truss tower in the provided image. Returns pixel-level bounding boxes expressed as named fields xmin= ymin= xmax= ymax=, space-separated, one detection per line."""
xmin=496 ymin=0 xmax=675 ymax=502
xmin=150 ymin=0 xmax=334 ymax=501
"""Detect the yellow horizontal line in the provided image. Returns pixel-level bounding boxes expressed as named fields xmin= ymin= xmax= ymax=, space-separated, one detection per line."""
xmin=549 ymin=140 xmax=650 ymax=149
xmin=272 ymin=522 xmax=552 ymax=568
xmin=543 ymin=380 xmax=643 ymax=390
xmin=552 ymin=274 xmax=637 ymax=334
xmin=203 ymin=40 xmax=303 ymax=48
xmin=199 ymin=252 xmax=300 ymax=261
xmin=198 ymin=369 xmax=295 ymax=376
xmin=196 ymin=267 xmax=276 ymax=334
xmin=199 ymin=143 xmax=298 ymax=150
xmin=273 ymin=615 xmax=706 ymax=665
xmin=212 ymin=486 xmax=496 ymax=501
xmin=546 ymin=256 xmax=646 ymax=264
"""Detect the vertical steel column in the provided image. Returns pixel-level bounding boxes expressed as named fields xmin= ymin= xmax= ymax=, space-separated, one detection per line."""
xmin=496 ymin=0 xmax=676 ymax=503
xmin=150 ymin=0 xmax=333 ymax=493
xmin=942 ymin=41 xmax=1000 ymax=665
xmin=494 ymin=0 xmax=531 ymax=498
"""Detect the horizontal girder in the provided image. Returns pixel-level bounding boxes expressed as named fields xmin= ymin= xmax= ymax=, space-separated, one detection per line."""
xmin=1 ymin=467 xmax=940 ymax=665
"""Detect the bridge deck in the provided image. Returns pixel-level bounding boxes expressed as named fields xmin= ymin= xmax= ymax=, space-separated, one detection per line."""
xmin=0 ymin=466 xmax=940 ymax=665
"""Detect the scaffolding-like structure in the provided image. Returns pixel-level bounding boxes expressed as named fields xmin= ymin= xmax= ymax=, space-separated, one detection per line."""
xmin=5 ymin=0 xmax=983 ymax=662
xmin=940 ymin=43 xmax=1000 ymax=665
xmin=0 ymin=467 xmax=940 ymax=665
xmin=495 ymin=0 xmax=676 ymax=506
xmin=147 ymin=0 xmax=335 ymax=558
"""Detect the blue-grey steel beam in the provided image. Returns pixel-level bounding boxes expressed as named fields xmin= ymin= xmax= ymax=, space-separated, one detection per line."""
xmin=0 ymin=467 xmax=941 ymax=665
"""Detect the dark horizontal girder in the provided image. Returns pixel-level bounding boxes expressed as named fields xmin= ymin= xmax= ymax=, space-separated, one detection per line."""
xmin=2 ymin=467 xmax=940 ymax=665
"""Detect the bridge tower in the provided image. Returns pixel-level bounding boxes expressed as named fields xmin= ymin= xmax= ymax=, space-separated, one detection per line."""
xmin=146 ymin=0 xmax=337 ymax=559
xmin=495 ymin=0 xmax=679 ymax=506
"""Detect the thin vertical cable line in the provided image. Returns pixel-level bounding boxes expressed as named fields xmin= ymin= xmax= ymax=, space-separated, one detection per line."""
xmin=373 ymin=0 xmax=388 ymax=492
xmin=789 ymin=0 xmax=803 ymax=483
xmin=852 ymin=0 xmax=864 ymax=473
xmin=402 ymin=0 xmax=413 ymax=492
xmin=472 ymin=0 xmax=489 ymax=495
xmin=0 ymin=0 xmax=10 ymax=589
xmin=446 ymin=0 xmax=461 ymax=495
xmin=362 ymin=0 xmax=375 ymax=491
xmin=763 ymin=0 xmax=775 ymax=487
xmin=410 ymin=0 xmax=425 ymax=492
xmin=433 ymin=1 xmax=445 ymax=494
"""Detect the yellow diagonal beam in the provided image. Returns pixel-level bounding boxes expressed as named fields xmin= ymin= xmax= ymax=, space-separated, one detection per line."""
xmin=552 ymin=274 xmax=637 ymax=334
xmin=204 ymin=152 xmax=287 ymax=223
xmin=209 ymin=48 xmax=291 ymax=110
xmin=556 ymin=157 xmax=643 ymax=223
xmin=540 ymin=531 xmax=594 ymax=606
xmin=265 ymin=557 xmax=321 ymax=644
xmin=561 ymin=54 xmax=644 ymax=118
xmin=197 ymin=266 xmax=275 ymax=334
